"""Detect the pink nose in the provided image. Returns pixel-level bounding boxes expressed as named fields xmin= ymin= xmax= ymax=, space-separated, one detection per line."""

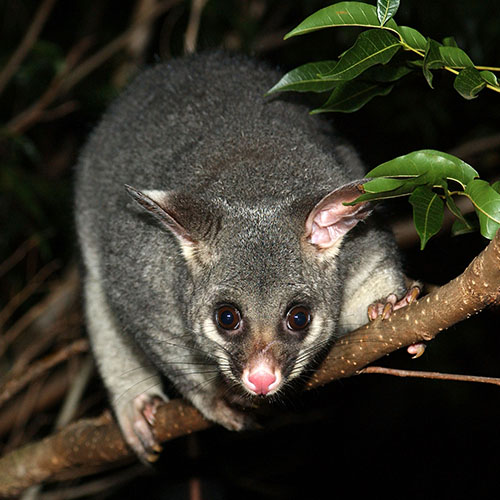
xmin=246 ymin=369 xmax=277 ymax=395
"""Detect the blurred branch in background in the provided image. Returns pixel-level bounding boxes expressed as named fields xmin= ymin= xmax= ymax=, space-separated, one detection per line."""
xmin=184 ymin=0 xmax=208 ymax=54
xmin=0 ymin=0 xmax=57 ymax=96
xmin=4 ymin=0 xmax=182 ymax=136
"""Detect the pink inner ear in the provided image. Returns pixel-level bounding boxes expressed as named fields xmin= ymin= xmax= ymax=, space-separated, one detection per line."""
xmin=309 ymin=203 xmax=363 ymax=248
xmin=305 ymin=184 xmax=372 ymax=250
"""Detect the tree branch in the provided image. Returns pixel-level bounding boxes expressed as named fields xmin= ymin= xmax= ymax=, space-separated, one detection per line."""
xmin=0 ymin=0 xmax=57 ymax=96
xmin=0 ymin=230 xmax=499 ymax=496
xmin=358 ymin=366 xmax=500 ymax=387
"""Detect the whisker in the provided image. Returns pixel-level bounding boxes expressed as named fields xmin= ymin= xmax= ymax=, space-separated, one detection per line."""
xmin=114 ymin=375 xmax=164 ymax=407
xmin=117 ymin=359 xmax=217 ymax=378
xmin=187 ymin=374 xmax=221 ymax=397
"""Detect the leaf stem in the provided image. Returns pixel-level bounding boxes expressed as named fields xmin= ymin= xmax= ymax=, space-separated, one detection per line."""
xmin=475 ymin=66 xmax=500 ymax=72
xmin=397 ymin=34 xmax=500 ymax=94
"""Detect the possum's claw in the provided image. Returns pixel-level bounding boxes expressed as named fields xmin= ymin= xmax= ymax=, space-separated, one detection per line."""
xmin=116 ymin=393 xmax=166 ymax=463
xmin=368 ymin=286 xmax=425 ymax=358
xmin=406 ymin=342 xmax=426 ymax=359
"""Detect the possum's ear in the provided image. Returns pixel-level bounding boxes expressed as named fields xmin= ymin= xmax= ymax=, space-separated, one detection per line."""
xmin=125 ymin=184 xmax=196 ymax=245
xmin=305 ymin=180 xmax=372 ymax=250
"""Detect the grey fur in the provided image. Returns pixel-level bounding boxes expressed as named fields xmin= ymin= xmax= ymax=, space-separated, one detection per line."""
xmin=75 ymin=52 xmax=405 ymax=459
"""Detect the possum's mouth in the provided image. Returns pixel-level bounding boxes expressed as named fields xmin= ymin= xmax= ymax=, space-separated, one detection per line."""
xmin=216 ymin=357 xmax=284 ymax=398
xmin=241 ymin=364 xmax=282 ymax=396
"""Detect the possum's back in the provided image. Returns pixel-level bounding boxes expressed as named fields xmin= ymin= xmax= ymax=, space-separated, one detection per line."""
xmin=75 ymin=52 xmax=365 ymax=214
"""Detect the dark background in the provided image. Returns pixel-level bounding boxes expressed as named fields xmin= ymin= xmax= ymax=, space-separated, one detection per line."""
xmin=1 ymin=0 xmax=499 ymax=498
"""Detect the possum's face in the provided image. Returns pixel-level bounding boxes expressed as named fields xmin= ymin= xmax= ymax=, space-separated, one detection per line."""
xmin=125 ymin=181 xmax=371 ymax=397
xmin=182 ymin=204 xmax=346 ymax=396
xmin=190 ymin=272 xmax=338 ymax=397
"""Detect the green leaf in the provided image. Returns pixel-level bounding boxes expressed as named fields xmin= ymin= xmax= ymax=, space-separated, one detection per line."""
xmin=439 ymin=46 xmax=474 ymax=68
xmin=409 ymin=186 xmax=444 ymax=249
xmin=492 ymin=181 xmax=500 ymax=194
xmin=377 ymin=0 xmax=400 ymax=25
xmin=442 ymin=36 xmax=458 ymax=47
xmin=480 ymin=70 xmax=499 ymax=87
xmin=363 ymin=177 xmax=407 ymax=193
xmin=407 ymin=59 xmax=424 ymax=69
xmin=366 ymin=150 xmax=479 ymax=188
xmin=320 ymin=29 xmax=401 ymax=81
xmin=451 ymin=213 xmax=479 ymax=236
xmin=422 ymin=39 xmax=444 ymax=88
xmin=349 ymin=175 xmax=428 ymax=205
xmin=311 ymin=80 xmax=393 ymax=113
xmin=395 ymin=26 xmax=427 ymax=51
xmin=266 ymin=61 xmax=338 ymax=94
xmin=284 ymin=2 xmax=398 ymax=39
xmin=362 ymin=63 xmax=413 ymax=82
xmin=464 ymin=179 xmax=500 ymax=239
xmin=453 ymin=67 xmax=486 ymax=99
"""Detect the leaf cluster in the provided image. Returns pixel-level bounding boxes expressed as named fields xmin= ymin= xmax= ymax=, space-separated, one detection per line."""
xmin=352 ymin=150 xmax=500 ymax=248
xmin=267 ymin=0 xmax=500 ymax=112
xmin=268 ymin=0 xmax=500 ymax=248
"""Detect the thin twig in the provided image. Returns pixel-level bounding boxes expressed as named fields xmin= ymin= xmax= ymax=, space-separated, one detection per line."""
xmin=357 ymin=366 xmax=500 ymax=387
xmin=5 ymin=38 xmax=92 ymax=135
xmin=0 ymin=260 xmax=60 ymax=333
xmin=0 ymin=339 xmax=89 ymax=410
xmin=20 ymin=356 xmax=95 ymax=500
xmin=38 ymin=464 xmax=146 ymax=500
xmin=4 ymin=266 xmax=80 ymax=374
xmin=0 ymin=0 xmax=57 ymax=95
xmin=55 ymin=356 xmax=94 ymax=429
xmin=5 ymin=0 xmax=180 ymax=137
xmin=184 ymin=0 xmax=208 ymax=55
xmin=0 ymin=236 xmax=41 ymax=279
xmin=0 ymin=370 xmax=78 ymax=441
xmin=112 ymin=0 xmax=159 ymax=87
xmin=60 ymin=0 xmax=181 ymax=92
xmin=9 ymin=312 xmax=81 ymax=380
xmin=6 ymin=376 xmax=47 ymax=452
xmin=39 ymin=100 xmax=80 ymax=123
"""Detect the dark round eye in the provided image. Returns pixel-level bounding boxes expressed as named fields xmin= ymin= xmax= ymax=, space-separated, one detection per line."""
xmin=215 ymin=305 xmax=241 ymax=330
xmin=286 ymin=305 xmax=311 ymax=331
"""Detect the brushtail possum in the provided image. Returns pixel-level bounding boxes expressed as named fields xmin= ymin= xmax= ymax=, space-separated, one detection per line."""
xmin=75 ymin=52 xmax=406 ymax=461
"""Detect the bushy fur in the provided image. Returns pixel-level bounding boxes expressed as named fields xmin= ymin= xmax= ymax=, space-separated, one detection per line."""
xmin=75 ymin=52 xmax=405 ymax=458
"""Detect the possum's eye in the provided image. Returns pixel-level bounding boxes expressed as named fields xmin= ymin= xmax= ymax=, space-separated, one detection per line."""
xmin=215 ymin=305 xmax=241 ymax=330
xmin=286 ymin=306 xmax=311 ymax=331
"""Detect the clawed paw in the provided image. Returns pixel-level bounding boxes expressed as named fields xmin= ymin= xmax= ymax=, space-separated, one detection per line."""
xmin=116 ymin=392 xmax=167 ymax=463
xmin=211 ymin=397 xmax=257 ymax=431
xmin=367 ymin=286 xmax=426 ymax=358
xmin=367 ymin=286 xmax=420 ymax=321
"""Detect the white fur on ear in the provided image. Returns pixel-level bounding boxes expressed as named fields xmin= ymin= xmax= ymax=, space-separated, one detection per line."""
xmin=305 ymin=180 xmax=372 ymax=250
xmin=125 ymin=185 xmax=196 ymax=245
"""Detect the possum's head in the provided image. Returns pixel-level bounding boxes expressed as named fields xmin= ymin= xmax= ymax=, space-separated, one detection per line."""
xmin=125 ymin=181 xmax=371 ymax=397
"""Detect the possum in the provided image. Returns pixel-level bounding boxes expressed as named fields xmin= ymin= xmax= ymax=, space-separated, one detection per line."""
xmin=75 ymin=52 xmax=406 ymax=461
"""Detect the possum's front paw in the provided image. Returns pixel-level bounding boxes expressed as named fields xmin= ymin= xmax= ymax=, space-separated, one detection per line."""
xmin=367 ymin=286 xmax=426 ymax=358
xmin=367 ymin=286 xmax=420 ymax=320
xmin=191 ymin=392 xmax=256 ymax=431
xmin=212 ymin=397 xmax=257 ymax=430
xmin=115 ymin=392 xmax=167 ymax=463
